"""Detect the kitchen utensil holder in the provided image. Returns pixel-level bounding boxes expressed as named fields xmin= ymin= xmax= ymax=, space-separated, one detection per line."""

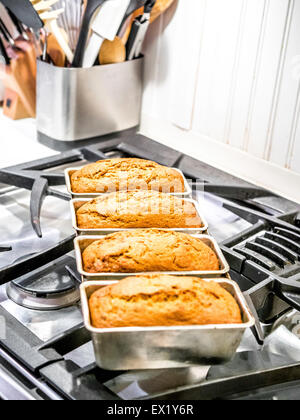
xmin=36 ymin=57 xmax=143 ymax=143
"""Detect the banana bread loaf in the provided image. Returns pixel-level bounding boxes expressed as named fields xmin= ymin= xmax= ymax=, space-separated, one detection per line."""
xmin=82 ymin=229 xmax=220 ymax=273
xmin=89 ymin=275 xmax=242 ymax=328
xmin=76 ymin=190 xmax=203 ymax=229
xmin=70 ymin=158 xmax=185 ymax=194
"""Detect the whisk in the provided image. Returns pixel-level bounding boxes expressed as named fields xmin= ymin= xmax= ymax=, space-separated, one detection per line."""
xmin=29 ymin=0 xmax=74 ymax=63
xmin=52 ymin=0 xmax=83 ymax=52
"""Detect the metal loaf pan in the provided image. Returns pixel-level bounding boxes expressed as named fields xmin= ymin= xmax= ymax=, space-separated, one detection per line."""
xmin=70 ymin=197 xmax=209 ymax=236
xmin=80 ymin=279 xmax=255 ymax=370
xmin=74 ymin=234 xmax=230 ymax=282
xmin=65 ymin=167 xmax=192 ymax=199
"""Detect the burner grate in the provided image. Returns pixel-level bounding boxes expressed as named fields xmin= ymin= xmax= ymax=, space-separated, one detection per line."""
xmin=220 ymin=202 xmax=300 ymax=344
xmin=0 ymin=245 xmax=12 ymax=253
xmin=0 ymin=236 xmax=75 ymax=286
xmin=234 ymin=228 xmax=300 ymax=276
xmin=0 ymin=134 xmax=275 ymax=239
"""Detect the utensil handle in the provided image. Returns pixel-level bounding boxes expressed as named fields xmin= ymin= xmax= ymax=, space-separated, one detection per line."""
xmin=49 ymin=20 xmax=74 ymax=63
xmin=144 ymin=0 xmax=156 ymax=13
xmin=126 ymin=15 xmax=149 ymax=60
xmin=126 ymin=19 xmax=140 ymax=60
xmin=82 ymin=33 xmax=104 ymax=68
xmin=277 ymin=281 xmax=300 ymax=312
xmin=72 ymin=1 xmax=106 ymax=68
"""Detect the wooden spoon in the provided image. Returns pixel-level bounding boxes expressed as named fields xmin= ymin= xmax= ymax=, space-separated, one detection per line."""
xmin=99 ymin=36 xmax=126 ymax=65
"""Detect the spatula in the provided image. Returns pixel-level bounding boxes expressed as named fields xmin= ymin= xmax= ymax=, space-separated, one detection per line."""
xmin=82 ymin=0 xmax=131 ymax=68
xmin=72 ymin=0 xmax=108 ymax=68
xmin=0 ymin=0 xmax=43 ymax=30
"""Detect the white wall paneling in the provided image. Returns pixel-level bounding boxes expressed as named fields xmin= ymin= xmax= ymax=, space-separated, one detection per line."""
xmin=227 ymin=0 xmax=267 ymax=150
xmin=141 ymin=113 xmax=300 ymax=203
xmin=169 ymin=0 xmax=207 ymax=130
xmin=192 ymin=0 xmax=246 ymax=142
xmin=265 ymin=0 xmax=297 ymax=165
xmin=245 ymin=0 xmax=291 ymax=158
xmin=142 ymin=0 xmax=207 ymax=129
xmin=290 ymin=100 xmax=300 ymax=172
xmin=140 ymin=0 xmax=300 ymax=202
xmin=268 ymin=0 xmax=300 ymax=171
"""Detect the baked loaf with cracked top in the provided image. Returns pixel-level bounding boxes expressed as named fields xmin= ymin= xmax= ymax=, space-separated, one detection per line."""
xmin=70 ymin=158 xmax=185 ymax=194
xmin=89 ymin=275 xmax=242 ymax=328
xmin=82 ymin=229 xmax=219 ymax=273
xmin=76 ymin=190 xmax=203 ymax=229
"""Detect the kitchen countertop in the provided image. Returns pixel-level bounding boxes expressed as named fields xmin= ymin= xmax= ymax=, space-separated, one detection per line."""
xmin=0 ymin=111 xmax=140 ymax=168
xmin=0 ymin=111 xmax=56 ymax=168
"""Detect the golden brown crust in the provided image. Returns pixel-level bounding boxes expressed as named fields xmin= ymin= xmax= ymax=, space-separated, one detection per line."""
xmin=89 ymin=275 xmax=242 ymax=328
xmin=76 ymin=190 xmax=203 ymax=229
xmin=82 ymin=229 xmax=219 ymax=273
xmin=70 ymin=158 xmax=185 ymax=194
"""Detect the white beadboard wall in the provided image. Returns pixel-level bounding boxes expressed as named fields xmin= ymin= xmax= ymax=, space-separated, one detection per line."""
xmin=139 ymin=0 xmax=300 ymax=203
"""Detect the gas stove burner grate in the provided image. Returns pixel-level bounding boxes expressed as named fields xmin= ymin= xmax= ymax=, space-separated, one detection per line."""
xmin=0 ymin=146 xmax=107 ymax=238
xmin=7 ymin=256 xmax=81 ymax=311
xmin=0 ymin=133 xmax=283 ymax=239
xmin=0 ymin=245 xmax=12 ymax=253
xmin=234 ymin=227 xmax=300 ymax=276
xmin=221 ymin=201 xmax=300 ymax=344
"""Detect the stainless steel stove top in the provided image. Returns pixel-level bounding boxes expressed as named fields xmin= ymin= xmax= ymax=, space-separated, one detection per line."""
xmin=0 ymin=134 xmax=299 ymax=400
xmin=0 ymin=184 xmax=255 ymax=377
xmin=0 ymin=185 xmax=297 ymax=378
